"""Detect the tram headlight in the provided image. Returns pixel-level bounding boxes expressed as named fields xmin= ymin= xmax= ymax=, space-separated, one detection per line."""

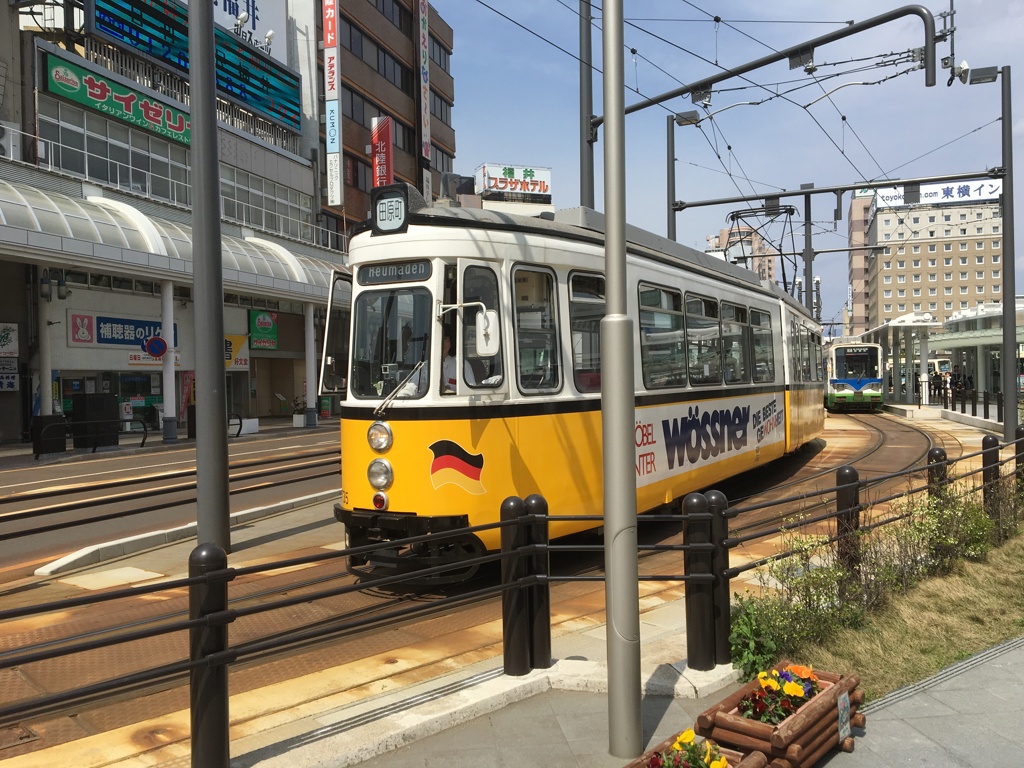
xmin=367 ymin=458 xmax=393 ymax=490
xmin=367 ymin=420 xmax=393 ymax=452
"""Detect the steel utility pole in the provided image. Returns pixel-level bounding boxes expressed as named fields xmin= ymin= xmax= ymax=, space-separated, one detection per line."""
xmin=999 ymin=66 xmax=1016 ymax=442
xmin=579 ymin=0 xmax=595 ymax=210
xmin=189 ymin=3 xmax=230 ymax=551
xmin=601 ymin=0 xmax=642 ymax=759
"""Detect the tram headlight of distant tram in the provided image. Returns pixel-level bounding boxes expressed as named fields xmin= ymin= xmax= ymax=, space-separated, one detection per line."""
xmin=367 ymin=458 xmax=394 ymax=490
xmin=367 ymin=420 xmax=393 ymax=452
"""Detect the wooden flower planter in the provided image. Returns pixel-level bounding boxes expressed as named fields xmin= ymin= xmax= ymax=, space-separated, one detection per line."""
xmin=694 ymin=660 xmax=866 ymax=768
xmin=622 ymin=738 xmax=768 ymax=768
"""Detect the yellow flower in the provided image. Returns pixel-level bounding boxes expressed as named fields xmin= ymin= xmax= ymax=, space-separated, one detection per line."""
xmin=783 ymin=680 xmax=805 ymax=697
xmin=710 ymin=758 xmax=729 ymax=768
xmin=672 ymin=729 xmax=695 ymax=750
xmin=704 ymin=740 xmax=713 ymax=762
xmin=760 ymin=676 xmax=780 ymax=691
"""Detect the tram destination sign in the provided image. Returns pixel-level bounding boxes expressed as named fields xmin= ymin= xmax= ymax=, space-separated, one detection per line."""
xmin=358 ymin=261 xmax=431 ymax=285
xmin=370 ymin=184 xmax=411 ymax=236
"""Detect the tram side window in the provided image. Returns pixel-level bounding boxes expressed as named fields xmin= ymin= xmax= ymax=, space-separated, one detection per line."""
xmin=811 ymin=332 xmax=823 ymax=382
xmin=685 ymin=294 xmax=721 ymax=385
xmin=789 ymin=319 xmax=801 ymax=382
xmin=750 ymin=309 xmax=774 ymax=382
xmin=798 ymin=327 xmax=812 ymax=382
xmin=513 ymin=267 xmax=561 ymax=392
xmin=722 ymin=303 xmax=749 ymax=384
xmin=570 ymin=272 xmax=604 ymax=392
xmin=639 ymin=284 xmax=686 ymax=388
xmin=463 ymin=266 xmax=504 ymax=388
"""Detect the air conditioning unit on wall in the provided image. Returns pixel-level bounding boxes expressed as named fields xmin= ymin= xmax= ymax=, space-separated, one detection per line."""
xmin=0 ymin=121 xmax=22 ymax=161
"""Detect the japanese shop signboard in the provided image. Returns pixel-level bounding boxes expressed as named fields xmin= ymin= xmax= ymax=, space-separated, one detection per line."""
xmin=371 ymin=116 xmax=394 ymax=188
xmin=86 ymin=0 xmax=302 ymax=132
xmin=474 ymin=163 xmax=553 ymax=202
xmin=0 ymin=323 xmax=17 ymax=357
xmin=45 ymin=53 xmax=191 ymax=145
xmin=68 ymin=312 xmax=178 ymax=348
xmin=416 ymin=0 xmax=432 ymax=200
xmin=224 ymin=334 xmax=250 ymax=370
xmin=249 ymin=310 xmax=278 ymax=350
xmin=322 ymin=0 xmax=342 ymax=206
xmin=872 ymin=179 xmax=1003 ymax=210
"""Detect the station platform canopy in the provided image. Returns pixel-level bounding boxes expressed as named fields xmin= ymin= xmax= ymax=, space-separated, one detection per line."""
xmin=861 ymin=311 xmax=943 ymax=346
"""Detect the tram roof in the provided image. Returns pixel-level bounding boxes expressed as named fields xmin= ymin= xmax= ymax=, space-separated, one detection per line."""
xmin=404 ymin=201 xmax=811 ymax=319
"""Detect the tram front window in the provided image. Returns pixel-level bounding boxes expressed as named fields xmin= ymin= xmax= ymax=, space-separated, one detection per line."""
xmin=351 ymin=288 xmax=433 ymax=399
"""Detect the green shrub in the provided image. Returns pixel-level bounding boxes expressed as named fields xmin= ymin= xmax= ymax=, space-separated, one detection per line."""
xmin=729 ymin=592 xmax=781 ymax=680
xmin=908 ymin=492 xmax=991 ymax=573
xmin=728 ymin=480 xmax=1001 ymax=676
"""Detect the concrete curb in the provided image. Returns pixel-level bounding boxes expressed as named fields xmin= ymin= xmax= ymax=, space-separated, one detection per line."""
xmin=34 ymin=491 xmax=341 ymax=576
xmin=239 ymin=657 xmax=740 ymax=768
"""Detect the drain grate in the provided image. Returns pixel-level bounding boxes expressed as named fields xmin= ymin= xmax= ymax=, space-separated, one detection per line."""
xmin=0 ymin=724 xmax=38 ymax=750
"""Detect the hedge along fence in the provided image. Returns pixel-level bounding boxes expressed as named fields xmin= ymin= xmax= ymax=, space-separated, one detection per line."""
xmin=709 ymin=426 xmax=1024 ymax=676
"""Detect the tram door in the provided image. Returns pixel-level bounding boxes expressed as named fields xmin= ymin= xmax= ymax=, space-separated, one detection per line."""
xmin=458 ymin=261 xmax=505 ymax=392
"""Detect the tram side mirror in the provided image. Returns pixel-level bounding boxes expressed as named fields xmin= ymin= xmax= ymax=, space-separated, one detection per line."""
xmin=475 ymin=309 xmax=500 ymax=357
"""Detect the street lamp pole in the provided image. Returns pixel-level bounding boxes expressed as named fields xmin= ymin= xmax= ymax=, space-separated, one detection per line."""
xmin=667 ymin=114 xmax=676 ymax=240
xmin=1000 ymin=66 xmax=1016 ymax=443
xmin=972 ymin=65 xmax=1017 ymax=442
xmin=667 ymin=111 xmax=699 ymax=241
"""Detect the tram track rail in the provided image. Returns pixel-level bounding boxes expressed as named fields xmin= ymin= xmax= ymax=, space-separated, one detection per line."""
xmin=1 ymin=448 xmax=337 ymax=504
xmin=0 ymin=449 xmax=338 ymax=543
xmin=729 ymin=412 xmax=969 ymax=539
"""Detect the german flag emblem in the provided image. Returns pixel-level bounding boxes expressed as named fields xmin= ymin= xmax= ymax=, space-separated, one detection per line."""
xmin=428 ymin=440 xmax=485 ymax=494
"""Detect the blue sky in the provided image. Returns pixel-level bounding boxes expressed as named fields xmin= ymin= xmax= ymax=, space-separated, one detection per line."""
xmin=428 ymin=0 xmax=1023 ymax=330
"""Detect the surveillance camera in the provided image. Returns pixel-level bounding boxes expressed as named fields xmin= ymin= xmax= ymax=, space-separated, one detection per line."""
xmin=941 ymin=55 xmax=953 ymax=69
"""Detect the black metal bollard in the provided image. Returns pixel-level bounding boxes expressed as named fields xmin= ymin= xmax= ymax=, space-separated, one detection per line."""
xmin=500 ymin=496 xmax=530 ymax=676
xmin=984 ymin=390 xmax=991 ymax=420
xmin=705 ymin=490 xmax=731 ymax=667
xmin=189 ymin=542 xmax=230 ymax=768
xmin=997 ymin=391 xmax=1004 ymax=423
xmin=982 ymin=434 xmax=1000 ymax=518
xmin=1016 ymin=425 xmax=1024 ymax=498
xmin=835 ymin=466 xmax=860 ymax=577
xmin=971 ymin=390 xmax=977 ymax=417
xmin=523 ymin=494 xmax=552 ymax=671
xmin=683 ymin=492 xmax=714 ymax=672
xmin=928 ymin=447 xmax=948 ymax=499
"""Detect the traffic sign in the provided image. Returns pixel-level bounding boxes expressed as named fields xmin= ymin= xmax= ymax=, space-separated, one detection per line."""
xmin=144 ymin=336 xmax=168 ymax=358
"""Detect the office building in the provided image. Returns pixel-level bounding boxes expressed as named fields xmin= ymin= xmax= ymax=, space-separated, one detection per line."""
xmin=0 ymin=1 xmax=456 ymax=443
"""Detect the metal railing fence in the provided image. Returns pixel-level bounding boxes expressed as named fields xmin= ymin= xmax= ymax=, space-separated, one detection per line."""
xmin=3 ymin=427 xmax=1023 ymax=761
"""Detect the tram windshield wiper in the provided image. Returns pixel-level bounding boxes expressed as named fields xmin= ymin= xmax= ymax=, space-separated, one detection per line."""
xmin=374 ymin=360 xmax=425 ymax=417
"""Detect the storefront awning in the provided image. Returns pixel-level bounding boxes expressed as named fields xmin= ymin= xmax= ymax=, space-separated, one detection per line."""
xmin=0 ymin=177 xmax=342 ymax=299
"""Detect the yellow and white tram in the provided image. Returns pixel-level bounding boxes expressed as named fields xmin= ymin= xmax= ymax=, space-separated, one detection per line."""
xmin=320 ymin=184 xmax=824 ymax=579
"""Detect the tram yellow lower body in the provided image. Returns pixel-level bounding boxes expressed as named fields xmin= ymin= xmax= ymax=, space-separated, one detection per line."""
xmin=339 ymin=390 xmax=816 ymax=554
